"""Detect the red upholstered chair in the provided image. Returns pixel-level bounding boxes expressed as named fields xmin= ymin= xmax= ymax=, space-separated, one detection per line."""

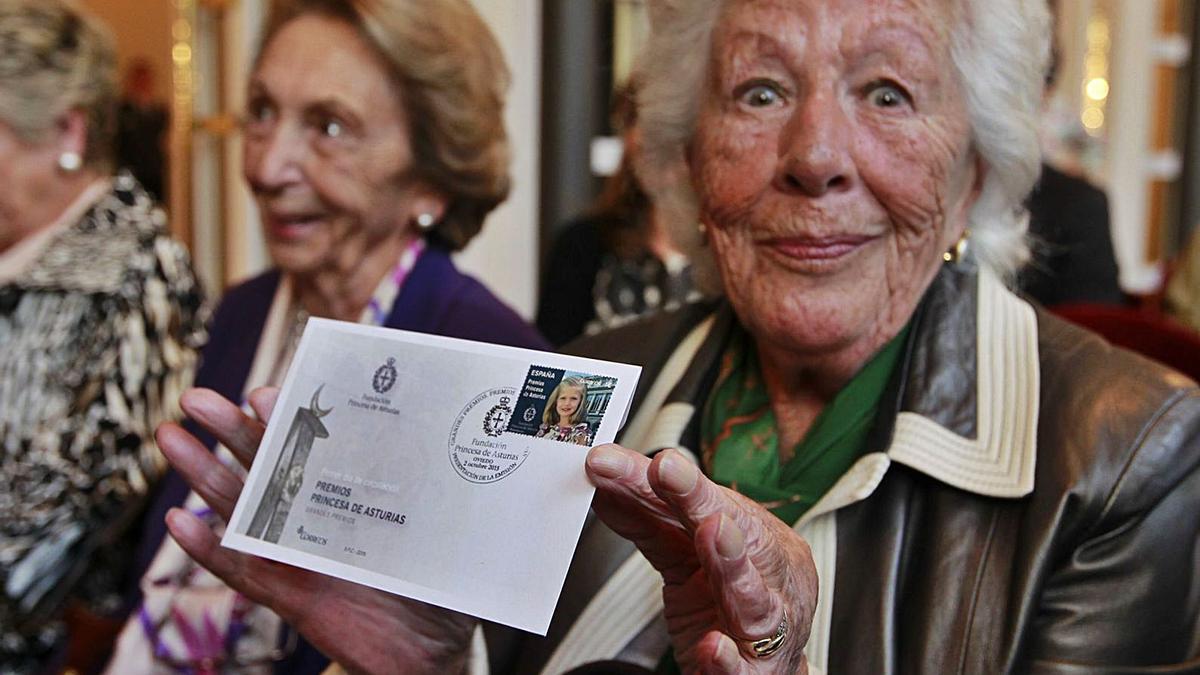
xmin=1050 ymin=303 xmax=1200 ymax=382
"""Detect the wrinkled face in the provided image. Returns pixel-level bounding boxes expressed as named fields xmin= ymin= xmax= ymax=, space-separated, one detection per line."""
xmin=556 ymin=386 xmax=583 ymax=421
xmin=0 ymin=120 xmax=57 ymax=252
xmin=691 ymin=0 xmax=979 ymax=365
xmin=244 ymin=14 xmax=425 ymax=276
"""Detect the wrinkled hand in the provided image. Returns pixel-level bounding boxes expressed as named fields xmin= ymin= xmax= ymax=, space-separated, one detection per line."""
xmin=158 ymin=387 xmax=475 ymax=675
xmin=586 ymin=445 xmax=816 ymax=675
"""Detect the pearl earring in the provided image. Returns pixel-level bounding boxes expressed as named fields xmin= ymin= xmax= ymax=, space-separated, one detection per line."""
xmin=58 ymin=152 xmax=82 ymax=173
xmin=416 ymin=213 xmax=436 ymax=230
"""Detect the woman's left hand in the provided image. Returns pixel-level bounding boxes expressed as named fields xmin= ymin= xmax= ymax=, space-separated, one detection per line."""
xmin=586 ymin=444 xmax=817 ymax=675
xmin=160 ymin=387 xmax=477 ymax=674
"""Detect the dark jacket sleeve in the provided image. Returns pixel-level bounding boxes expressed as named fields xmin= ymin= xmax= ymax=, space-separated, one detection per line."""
xmin=1023 ymin=165 xmax=1124 ymax=307
xmin=435 ymin=277 xmax=549 ymax=351
xmin=1025 ymin=389 xmax=1200 ymax=672
xmin=537 ymin=217 xmax=605 ymax=346
xmin=387 ymin=246 xmax=548 ymax=351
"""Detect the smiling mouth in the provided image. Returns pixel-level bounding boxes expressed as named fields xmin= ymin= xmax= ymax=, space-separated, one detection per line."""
xmin=265 ymin=214 xmax=323 ymax=240
xmin=758 ymin=235 xmax=879 ymax=263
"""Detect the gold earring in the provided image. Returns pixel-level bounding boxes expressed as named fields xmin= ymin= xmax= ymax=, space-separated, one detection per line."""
xmin=697 ymin=222 xmax=708 ymax=246
xmin=943 ymin=229 xmax=970 ymax=264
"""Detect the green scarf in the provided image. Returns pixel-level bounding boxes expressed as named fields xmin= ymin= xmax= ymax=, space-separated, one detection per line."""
xmin=701 ymin=322 xmax=911 ymax=525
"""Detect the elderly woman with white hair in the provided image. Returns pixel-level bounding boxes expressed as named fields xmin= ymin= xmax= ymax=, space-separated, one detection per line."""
xmin=0 ymin=0 xmax=205 ymax=670
xmin=156 ymin=0 xmax=1200 ymax=672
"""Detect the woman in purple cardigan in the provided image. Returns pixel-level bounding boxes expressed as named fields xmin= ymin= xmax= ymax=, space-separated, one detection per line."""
xmin=106 ymin=2 xmax=544 ymax=673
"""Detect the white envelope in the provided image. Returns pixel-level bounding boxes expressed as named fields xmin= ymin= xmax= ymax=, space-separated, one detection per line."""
xmin=223 ymin=319 xmax=642 ymax=634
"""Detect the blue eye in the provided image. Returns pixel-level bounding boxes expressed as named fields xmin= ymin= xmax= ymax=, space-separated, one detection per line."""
xmin=740 ymin=83 xmax=783 ymax=107
xmin=867 ymin=82 xmax=910 ymax=108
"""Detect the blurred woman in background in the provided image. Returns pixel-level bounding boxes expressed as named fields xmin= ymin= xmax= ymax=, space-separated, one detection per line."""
xmin=107 ymin=0 xmax=544 ymax=672
xmin=536 ymin=81 xmax=699 ymax=346
xmin=0 ymin=0 xmax=205 ymax=671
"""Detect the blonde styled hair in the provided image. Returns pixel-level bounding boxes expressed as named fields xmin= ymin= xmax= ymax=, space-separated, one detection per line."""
xmin=0 ymin=0 xmax=117 ymax=169
xmin=258 ymin=0 xmax=511 ymax=250
xmin=543 ymin=377 xmax=588 ymax=426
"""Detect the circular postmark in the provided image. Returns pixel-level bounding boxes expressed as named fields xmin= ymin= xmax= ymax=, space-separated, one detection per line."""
xmin=448 ymin=387 xmax=531 ymax=483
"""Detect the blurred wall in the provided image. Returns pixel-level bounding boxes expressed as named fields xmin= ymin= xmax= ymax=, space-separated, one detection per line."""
xmin=79 ymin=0 xmax=173 ymax=102
xmin=456 ymin=0 xmax=542 ymax=319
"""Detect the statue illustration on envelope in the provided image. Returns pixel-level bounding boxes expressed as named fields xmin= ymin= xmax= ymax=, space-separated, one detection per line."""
xmin=246 ymin=385 xmax=332 ymax=543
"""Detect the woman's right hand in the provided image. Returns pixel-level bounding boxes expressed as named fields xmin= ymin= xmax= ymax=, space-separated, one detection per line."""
xmin=586 ymin=445 xmax=816 ymax=675
xmin=158 ymin=387 xmax=476 ymax=675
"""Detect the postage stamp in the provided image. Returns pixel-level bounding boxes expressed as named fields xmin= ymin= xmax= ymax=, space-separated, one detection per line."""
xmin=506 ymin=366 xmax=619 ymax=447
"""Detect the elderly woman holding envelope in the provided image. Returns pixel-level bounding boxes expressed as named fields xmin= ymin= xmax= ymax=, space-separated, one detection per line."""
xmin=106 ymin=0 xmax=543 ymax=672
xmin=158 ymin=0 xmax=1200 ymax=672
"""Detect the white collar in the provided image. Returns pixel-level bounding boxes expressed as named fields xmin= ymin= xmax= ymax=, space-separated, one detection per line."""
xmin=794 ymin=269 xmax=1040 ymax=528
xmin=884 ymin=269 xmax=1040 ymax=498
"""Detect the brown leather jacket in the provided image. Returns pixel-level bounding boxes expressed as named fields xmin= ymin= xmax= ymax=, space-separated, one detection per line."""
xmin=485 ymin=266 xmax=1200 ymax=674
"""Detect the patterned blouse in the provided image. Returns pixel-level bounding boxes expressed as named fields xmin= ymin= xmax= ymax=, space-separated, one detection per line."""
xmin=0 ymin=173 xmax=206 ymax=672
xmin=535 ymin=422 xmax=592 ymax=446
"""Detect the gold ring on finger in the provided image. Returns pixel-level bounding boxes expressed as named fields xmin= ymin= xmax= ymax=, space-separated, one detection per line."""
xmin=749 ymin=609 xmax=788 ymax=659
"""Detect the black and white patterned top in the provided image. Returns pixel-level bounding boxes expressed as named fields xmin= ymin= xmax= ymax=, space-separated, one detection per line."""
xmin=0 ymin=173 xmax=206 ymax=672
xmin=536 ymin=214 xmax=701 ymax=347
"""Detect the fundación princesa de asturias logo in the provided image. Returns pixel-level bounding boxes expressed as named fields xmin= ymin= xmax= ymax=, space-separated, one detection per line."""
xmin=372 ymin=357 xmax=398 ymax=394
xmin=482 ymin=395 xmax=513 ymax=437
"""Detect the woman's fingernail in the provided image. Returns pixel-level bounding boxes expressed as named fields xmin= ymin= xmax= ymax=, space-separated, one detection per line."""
xmin=715 ymin=634 xmax=737 ymax=664
xmin=166 ymin=508 xmax=200 ymax=539
xmin=658 ymin=451 xmax=698 ymax=495
xmin=587 ymin=446 xmax=630 ymax=479
xmin=716 ymin=514 xmax=744 ymax=560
